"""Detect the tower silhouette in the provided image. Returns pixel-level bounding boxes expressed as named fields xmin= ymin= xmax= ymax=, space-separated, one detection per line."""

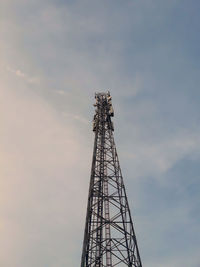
xmin=81 ymin=92 xmax=142 ymax=267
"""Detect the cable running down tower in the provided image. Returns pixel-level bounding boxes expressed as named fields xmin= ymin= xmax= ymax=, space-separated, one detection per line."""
xmin=81 ymin=92 xmax=142 ymax=267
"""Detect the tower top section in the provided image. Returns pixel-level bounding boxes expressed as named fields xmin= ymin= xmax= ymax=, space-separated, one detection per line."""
xmin=92 ymin=91 xmax=114 ymax=132
xmin=94 ymin=92 xmax=112 ymax=107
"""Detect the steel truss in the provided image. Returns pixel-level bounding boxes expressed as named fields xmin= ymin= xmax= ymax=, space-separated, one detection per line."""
xmin=81 ymin=92 xmax=142 ymax=267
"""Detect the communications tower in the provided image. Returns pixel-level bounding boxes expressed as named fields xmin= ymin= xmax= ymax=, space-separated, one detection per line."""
xmin=81 ymin=92 xmax=142 ymax=267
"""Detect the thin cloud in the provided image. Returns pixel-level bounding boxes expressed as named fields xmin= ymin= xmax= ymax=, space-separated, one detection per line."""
xmin=6 ymin=66 xmax=40 ymax=84
xmin=55 ymin=90 xmax=67 ymax=95
xmin=62 ymin=112 xmax=88 ymax=125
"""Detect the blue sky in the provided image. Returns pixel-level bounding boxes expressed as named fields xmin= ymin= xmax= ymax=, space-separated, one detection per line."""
xmin=1 ymin=0 xmax=200 ymax=266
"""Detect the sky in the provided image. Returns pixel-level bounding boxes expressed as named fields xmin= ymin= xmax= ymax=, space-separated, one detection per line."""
xmin=1 ymin=0 xmax=200 ymax=266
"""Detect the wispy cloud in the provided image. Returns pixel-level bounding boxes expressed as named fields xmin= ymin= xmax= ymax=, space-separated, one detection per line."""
xmin=55 ymin=90 xmax=67 ymax=95
xmin=121 ymin=130 xmax=200 ymax=179
xmin=62 ymin=112 xmax=88 ymax=125
xmin=6 ymin=66 xmax=40 ymax=84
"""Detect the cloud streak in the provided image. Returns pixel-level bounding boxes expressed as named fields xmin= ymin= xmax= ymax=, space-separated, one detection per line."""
xmin=6 ymin=65 xmax=40 ymax=84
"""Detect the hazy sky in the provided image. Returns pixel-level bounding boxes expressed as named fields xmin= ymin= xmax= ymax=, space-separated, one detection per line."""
xmin=1 ymin=0 xmax=200 ymax=266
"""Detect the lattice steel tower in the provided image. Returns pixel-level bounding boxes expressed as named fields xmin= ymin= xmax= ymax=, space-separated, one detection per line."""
xmin=81 ymin=92 xmax=142 ymax=267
